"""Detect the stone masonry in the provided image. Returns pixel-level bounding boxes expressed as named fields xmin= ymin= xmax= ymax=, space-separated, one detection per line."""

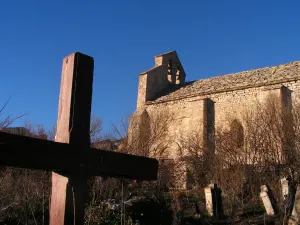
xmin=128 ymin=51 xmax=300 ymax=187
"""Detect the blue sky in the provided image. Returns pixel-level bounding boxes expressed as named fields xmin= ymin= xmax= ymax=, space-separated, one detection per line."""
xmin=1 ymin=0 xmax=300 ymax=132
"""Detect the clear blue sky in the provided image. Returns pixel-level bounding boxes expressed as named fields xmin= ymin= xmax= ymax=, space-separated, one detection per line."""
xmin=1 ymin=0 xmax=300 ymax=132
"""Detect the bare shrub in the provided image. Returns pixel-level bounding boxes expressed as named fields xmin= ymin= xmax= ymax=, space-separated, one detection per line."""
xmin=211 ymin=94 xmax=300 ymax=220
xmin=0 ymin=126 xmax=51 ymax=225
xmin=125 ymin=109 xmax=174 ymax=159
xmin=0 ymin=96 xmax=26 ymax=130
xmin=0 ymin=115 xmax=104 ymax=224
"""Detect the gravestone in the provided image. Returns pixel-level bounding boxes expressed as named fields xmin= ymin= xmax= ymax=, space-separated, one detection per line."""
xmin=282 ymin=178 xmax=290 ymax=200
xmin=289 ymin=185 xmax=300 ymax=224
xmin=204 ymin=183 xmax=223 ymax=218
xmin=281 ymin=177 xmax=294 ymax=217
xmin=260 ymin=185 xmax=276 ymax=216
xmin=204 ymin=185 xmax=214 ymax=216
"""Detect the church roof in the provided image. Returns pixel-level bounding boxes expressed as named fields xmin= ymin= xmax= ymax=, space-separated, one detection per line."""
xmin=149 ymin=61 xmax=300 ymax=103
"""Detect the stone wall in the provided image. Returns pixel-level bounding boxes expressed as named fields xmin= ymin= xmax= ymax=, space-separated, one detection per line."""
xmin=137 ymin=65 xmax=169 ymax=111
xmin=146 ymin=98 xmax=204 ymax=159
xmin=132 ymin=79 xmax=300 ymax=161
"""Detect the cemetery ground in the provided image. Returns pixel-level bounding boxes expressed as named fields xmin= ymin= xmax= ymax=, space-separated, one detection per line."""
xmin=1 ymin=119 xmax=299 ymax=224
xmin=0 ymin=167 xmax=294 ymax=225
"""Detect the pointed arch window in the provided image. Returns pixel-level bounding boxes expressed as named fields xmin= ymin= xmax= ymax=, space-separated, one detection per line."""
xmin=229 ymin=119 xmax=244 ymax=148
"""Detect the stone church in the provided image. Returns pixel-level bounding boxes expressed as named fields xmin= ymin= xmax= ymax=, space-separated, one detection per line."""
xmin=128 ymin=51 xmax=300 ymax=186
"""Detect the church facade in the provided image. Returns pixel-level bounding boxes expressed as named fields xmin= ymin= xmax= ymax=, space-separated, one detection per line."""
xmin=128 ymin=51 xmax=300 ymax=187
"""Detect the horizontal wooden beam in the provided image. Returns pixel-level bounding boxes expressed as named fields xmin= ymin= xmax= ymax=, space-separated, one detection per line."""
xmin=0 ymin=131 xmax=158 ymax=180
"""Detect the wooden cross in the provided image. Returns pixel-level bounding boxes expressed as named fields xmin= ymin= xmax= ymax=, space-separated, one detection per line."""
xmin=0 ymin=52 xmax=158 ymax=225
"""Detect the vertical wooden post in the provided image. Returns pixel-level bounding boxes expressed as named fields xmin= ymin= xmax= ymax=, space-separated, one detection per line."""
xmin=50 ymin=52 xmax=94 ymax=225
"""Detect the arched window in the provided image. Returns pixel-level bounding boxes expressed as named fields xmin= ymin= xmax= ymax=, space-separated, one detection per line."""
xmin=229 ymin=119 xmax=244 ymax=148
xmin=138 ymin=110 xmax=151 ymax=156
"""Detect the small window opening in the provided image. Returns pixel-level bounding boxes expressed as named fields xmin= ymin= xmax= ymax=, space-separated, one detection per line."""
xmin=176 ymin=65 xmax=181 ymax=84
xmin=168 ymin=60 xmax=172 ymax=83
